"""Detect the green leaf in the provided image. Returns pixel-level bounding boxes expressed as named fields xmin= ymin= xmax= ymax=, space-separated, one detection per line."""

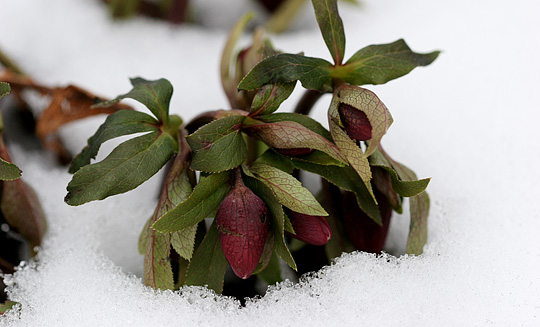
xmin=95 ymin=78 xmax=173 ymax=123
xmin=65 ymin=131 xmax=176 ymax=205
xmin=152 ymin=171 xmax=231 ymax=232
xmin=406 ymin=191 xmax=430 ymax=255
xmin=256 ymin=252 xmax=282 ymax=285
xmin=287 ymin=150 xmax=345 ymax=166
xmin=187 ymin=115 xmax=247 ymax=173
xmin=249 ymin=163 xmax=328 ymax=216
xmin=185 ymin=222 xmax=228 ymax=294
xmin=171 ymin=224 xmax=197 ymax=261
xmin=340 ymin=39 xmax=440 ymax=85
xmin=312 ymin=0 xmax=346 ymax=65
xmin=0 ymin=82 xmax=10 ymax=99
xmin=291 ymin=159 xmax=381 ymax=222
xmin=1 ymin=178 xmax=47 ymax=248
xmin=244 ymin=120 xmax=346 ymax=164
xmin=144 ymin=230 xmax=174 ymax=290
xmin=0 ymin=158 xmax=22 ymax=181
xmin=369 ymin=149 xmax=430 ymax=197
xmin=69 ymin=110 xmax=159 ymax=173
xmin=244 ymin=176 xmax=296 ymax=270
xmin=0 ymin=301 xmax=18 ymax=315
xmin=238 ymin=53 xmax=334 ymax=92
xmin=250 ymin=82 xmax=296 ymax=116
xmin=259 ymin=112 xmax=332 ymax=141
xmin=255 ymin=150 xmax=295 ymax=174
xmin=330 ymin=84 xmax=393 ymax=157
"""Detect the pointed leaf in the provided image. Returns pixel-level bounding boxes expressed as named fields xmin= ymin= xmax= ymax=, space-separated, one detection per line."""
xmin=254 ymin=150 xmax=295 ymax=174
xmin=245 ymin=120 xmax=346 ymax=164
xmin=250 ymin=82 xmax=296 ymax=116
xmin=244 ymin=176 xmax=296 ymax=270
xmin=369 ymin=149 xmax=430 ymax=197
xmin=185 ymin=222 xmax=228 ymax=294
xmin=69 ymin=110 xmax=159 ymax=173
xmin=152 ymin=171 xmax=231 ymax=232
xmin=312 ymin=0 xmax=345 ymax=65
xmin=171 ymin=224 xmax=198 ymax=261
xmin=238 ymin=53 xmax=334 ymax=92
xmin=187 ymin=115 xmax=247 ymax=172
xmin=144 ymin=231 xmax=174 ymax=290
xmin=330 ymin=84 xmax=393 ymax=156
xmin=291 ymin=159 xmax=381 ymax=221
xmin=1 ymin=179 xmax=47 ymax=248
xmin=249 ymin=163 xmax=328 ymax=216
xmin=0 ymin=82 xmax=10 ymax=99
xmin=0 ymin=157 xmax=21 ymax=181
xmin=95 ymin=78 xmax=173 ymax=123
xmin=341 ymin=39 xmax=440 ymax=85
xmin=406 ymin=191 xmax=430 ymax=255
xmin=65 ymin=131 xmax=176 ymax=205
xmin=256 ymin=252 xmax=282 ymax=285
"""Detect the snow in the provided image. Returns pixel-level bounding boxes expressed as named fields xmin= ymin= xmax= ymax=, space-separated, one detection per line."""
xmin=1 ymin=0 xmax=540 ymax=325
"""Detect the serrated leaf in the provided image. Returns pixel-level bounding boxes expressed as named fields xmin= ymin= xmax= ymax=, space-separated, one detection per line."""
xmin=0 ymin=152 xmax=22 ymax=181
xmin=144 ymin=230 xmax=173 ymax=290
xmin=95 ymin=78 xmax=173 ymax=123
xmin=238 ymin=53 xmax=334 ymax=92
xmin=330 ymin=84 xmax=393 ymax=157
xmin=250 ymin=82 xmax=296 ymax=116
xmin=171 ymin=224 xmax=198 ymax=261
xmin=406 ymin=191 xmax=430 ymax=255
xmin=287 ymin=150 xmax=345 ymax=166
xmin=291 ymin=159 xmax=381 ymax=221
xmin=245 ymin=120 xmax=346 ymax=164
xmin=244 ymin=176 xmax=296 ymax=270
xmin=340 ymin=39 xmax=440 ymax=85
xmin=254 ymin=150 xmax=295 ymax=174
xmin=1 ymin=178 xmax=47 ymax=248
xmin=312 ymin=0 xmax=346 ymax=65
xmin=0 ymin=82 xmax=10 ymax=99
xmin=259 ymin=112 xmax=332 ymax=141
xmin=249 ymin=163 xmax=328 ymax=216
xmin=152 ymin=171 xmax=231 ymax=232
xmin=369 ymin=149 xmax=430 ymax=197
xmin=187 ymin=115 xmax=247 ymax=172
xmin=65 ymin=131 xmax=176 ymax=205
xmin=69 ymin=110 xmax=159 ymax=173
xmin=185 ymin=222 xmax=228 ymax=294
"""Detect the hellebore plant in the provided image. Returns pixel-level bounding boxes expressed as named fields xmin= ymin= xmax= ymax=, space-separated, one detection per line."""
xmin=64 ymin=0 xmax=438 ymax=296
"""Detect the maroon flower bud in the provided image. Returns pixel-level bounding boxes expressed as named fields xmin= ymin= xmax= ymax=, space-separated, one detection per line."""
xmin=286 ymin=211 xmax=332 ymax=246
xmin=342 ymin=191 xmax=392 ymax=253
xmin=274 ymin=147 xmax=315 ymax=157
xmin=216 ymin=171 xmax=269 ymax=279
xmin=338 ymin=103 xmax=373 ymax=141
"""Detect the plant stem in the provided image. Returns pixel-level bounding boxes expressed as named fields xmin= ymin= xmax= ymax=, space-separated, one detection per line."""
xmin=293 ymin=89 xmax=324 ymax=116
xmin=0 ymin=48 xmax=24 ymax=75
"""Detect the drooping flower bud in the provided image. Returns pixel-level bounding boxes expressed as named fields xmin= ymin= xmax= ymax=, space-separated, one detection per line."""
xmin=216 ymin=170 xmax=269 ymax=279
xmin=274 ymin=147 xmax=315 ymax=157
xmin=342 ymin=191 xmax=392 ymax=253
xmin=286 ymin=211 xmax=332 ymax=246
xmin=338 ymin=103 xmax=373 ymax=141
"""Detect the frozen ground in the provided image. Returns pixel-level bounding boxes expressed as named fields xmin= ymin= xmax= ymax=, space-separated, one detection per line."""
xmin=1 ymin=0 xmax=539 ymax=325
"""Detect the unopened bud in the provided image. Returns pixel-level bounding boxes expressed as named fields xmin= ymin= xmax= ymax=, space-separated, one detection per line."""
xmin=338 ymin=103 xmax=372 ymax=141
xmin=286 ymin=211 xmax=332 ymax=246
xmin=216 ymin=171 xmax=269 ymax=279
xmin=275 ymin=147 xmax=315 ymax=157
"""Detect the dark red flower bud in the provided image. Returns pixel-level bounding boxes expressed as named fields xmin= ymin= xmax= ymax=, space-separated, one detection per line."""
xmin=274 ymin=147 xmax=315 ymax=157
xmin=216 ymin=171 xmax=269 ymax=279
xmin=338 ymin=103 xmax=372 ymax=141
xmin=286 ymin=211 xmax=332 ymax=246
xmin=342 ymin=191 xmax=392 ymax=253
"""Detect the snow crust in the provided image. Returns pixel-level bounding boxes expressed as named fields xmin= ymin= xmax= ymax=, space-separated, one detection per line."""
xmin=1 ymin=0 xmax=540 ymax=325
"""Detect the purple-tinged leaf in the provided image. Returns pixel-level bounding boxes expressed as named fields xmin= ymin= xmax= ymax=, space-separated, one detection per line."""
xmin=249 ymin=162 xmax=328 ymax=216
xmin=311 ymin=0 xmax=345 ymax=65
xmin=250 ymin=82 xmax=296 ymax=116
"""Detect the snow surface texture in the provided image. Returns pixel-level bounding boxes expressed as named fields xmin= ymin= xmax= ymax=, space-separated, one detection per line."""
xmin=1 ymin=0 xmax=540 ymax=325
